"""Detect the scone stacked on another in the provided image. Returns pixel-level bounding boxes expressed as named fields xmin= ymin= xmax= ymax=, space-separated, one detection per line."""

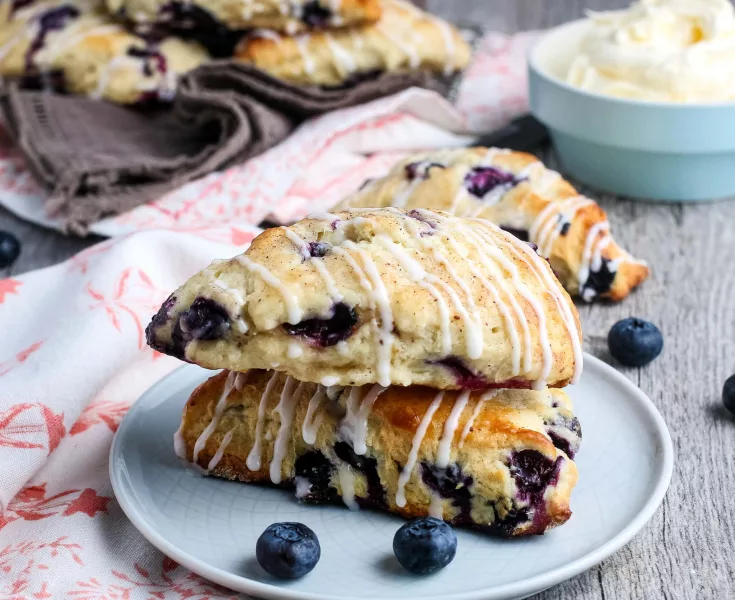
xmin=0 ymin=0 xmax=208 ymax=103
xmin=232 ymin=0 xmax=472 ymax=87
xmin=335 ymin=147 xmax=650 ymax=302
xmin=147 ymin=208 xmax=583 ymax=537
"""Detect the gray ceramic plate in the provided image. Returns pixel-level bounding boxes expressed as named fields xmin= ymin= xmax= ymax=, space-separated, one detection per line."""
xmin=110 ymin=354 xmax=673 ymax=600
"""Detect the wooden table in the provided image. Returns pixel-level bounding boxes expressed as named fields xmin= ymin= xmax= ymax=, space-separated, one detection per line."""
xmin=2 ymin=1 xmax=732 ymax=598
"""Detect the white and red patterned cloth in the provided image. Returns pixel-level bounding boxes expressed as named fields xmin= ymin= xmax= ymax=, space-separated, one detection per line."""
xmin=0 ymin=32 xmax=540 ymax=598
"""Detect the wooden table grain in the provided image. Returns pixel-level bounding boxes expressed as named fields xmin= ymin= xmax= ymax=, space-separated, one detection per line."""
xmin=2 ymin=2 xmax=733 ymax=599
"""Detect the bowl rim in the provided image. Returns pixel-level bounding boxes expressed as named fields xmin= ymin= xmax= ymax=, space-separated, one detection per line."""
xmin=528 ymin=18 xmax=735 ymax=110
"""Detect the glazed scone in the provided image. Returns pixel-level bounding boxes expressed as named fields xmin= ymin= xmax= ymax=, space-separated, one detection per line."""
xmin=146 ymin=208 xmax=583 ymax=390
xmin=335 ymin=148 xmax=649 ymax=302
xmin=233 ymin=0 xmax=471 ymax=87
xmin=177 ymin=370 xmax=581 ymax=537
xmin=107 ymin=0 xmax=382 ymax=35
xmin=0 ymin=0 xmax=208 ymax=103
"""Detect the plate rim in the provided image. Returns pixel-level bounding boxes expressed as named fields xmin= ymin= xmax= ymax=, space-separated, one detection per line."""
xmin=110 ymin=353 xmax=674 ymax=600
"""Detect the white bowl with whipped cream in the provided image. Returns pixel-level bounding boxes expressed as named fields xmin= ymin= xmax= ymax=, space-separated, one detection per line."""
xmin=528 ymin=0 xmax=735 ymax=201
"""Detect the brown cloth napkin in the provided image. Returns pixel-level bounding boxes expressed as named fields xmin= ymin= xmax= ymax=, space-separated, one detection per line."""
xmin=0 ymin=63 xmax=443 ymax=234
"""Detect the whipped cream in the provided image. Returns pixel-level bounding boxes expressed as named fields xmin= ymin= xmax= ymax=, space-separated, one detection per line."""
xmin=566 ymin=0 xmax=735 ymax=102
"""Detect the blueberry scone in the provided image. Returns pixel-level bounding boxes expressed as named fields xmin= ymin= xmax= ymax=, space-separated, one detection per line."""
xmin=233 ymin=0 xmax=471 ymax=87
xmin=146 ymin=208 xmax=583 ymax=390
xmin=0 ymin=0 xmax=208 ymax=103
xmin=106 ymin=0 xmax=382 ymax=35
xmin=177 ymin=370 xmax=580 ymax=537
xmin=336 ymin=148 xmax=649 ymax=302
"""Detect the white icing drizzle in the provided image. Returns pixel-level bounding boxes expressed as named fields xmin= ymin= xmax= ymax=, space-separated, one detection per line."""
xmin=237 ymin=255 xmax=302 ymax=324
xmin=337 ymin=463 xmax=359 ymax=510
xmin=533 ymin=196 xmax=595 ymax=258
xmin=246 ymin=371 xmax=280 ymax=471
xmin=578 ymin=221 xmax=611 ymax=302
xmin=429 ymin=491 xmax=443 ymax=518
xmin=436 ymin=390 xmax=470 ymax=468
xmin=435 ymin=231 xmax=522 ymax=376
xmin=249 ymin=29 xmax=282 ymax=42
xmin=283 ymin=227 xmax=343 ymax=301
xmin=209 ymin=273 xmax=249 ymax=333
xmin=192 ymin=371 xmax=237 ymax=465
xmin=287 ymin=342 xmax=303 ymax=358
xmin=433 ymin=17 xmax=457 ymax=76
xmin=339 ymin=384 xmax=386 ymax=455
xmin=270 ymin=377 xmax=304 ymax=484
xmin=302 ymin=386 xmax=326 ymax=444
xmin=324 ymin=32 xmax=356 ymax=74
xmin=395 ymin=391 xmax=444 ymax=508
xmin=90 ymin=55 xmax=139 ymax=100
xmin=294 ymin=476 xmax=312 ymax=499
xmin=391 ymin=219 xmax=484 ymax=360
xmin=466 ymin=224 xmax=552 ymax=388
xmin=349 ymin=29 xmax=364 ymax=49
xmin=377 ymin=22 xmax=420 ymax=69
xmin=295 ymin=34 xmax=316 ymax=76
xmin=206 ymin=428 xmax=235 ymax=472
xmin=458 ymin=390 xmax=499 ymax=449
xmin=173 ymin=421 xmax=188 ymax=460
xmin=321 ymin=375 xmax=339 ymax=386
xmin=341 ymin=240 xmax=395 ymax=386
xmin=376 ymin=236 xmax=452 ymax=355
xmin=496 ymin=227 xmax=584 ymax=385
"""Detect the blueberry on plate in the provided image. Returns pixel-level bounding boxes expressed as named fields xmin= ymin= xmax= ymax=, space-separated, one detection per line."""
xmin=723 ymin=375 xmax=735 ymax=415
xmin=0 ymin=231 xmax=20 ymax=269
xmin=256 ymin=522 xmax=320 ymax=579
xmin=607 ymin=318 xmax=663 ymax=367
xmin=393 ymin=517 xmax=457 ymax=575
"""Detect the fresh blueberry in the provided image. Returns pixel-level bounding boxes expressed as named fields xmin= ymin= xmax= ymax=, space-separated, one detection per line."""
xmin=608 ymin=318 xmax=663 ymax=367
xmin=256 ymin=522 xmax=321 ymax=579
xmin=0 ymin=231 xmax=21 ymax=269
xmin=393 ymin=517 xmax=457 ymax=575
xmin=723 ymin=375 xmax=735 ymax=415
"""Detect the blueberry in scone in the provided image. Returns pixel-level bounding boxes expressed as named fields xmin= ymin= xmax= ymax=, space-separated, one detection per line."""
xmin=0 ymin=0 xmax=208 ymax=104
xmin=106 ymin=0 xmax=382 ymax=35
xmin=233 ymin=0 xmax=471 ymax=87
xmin=146 ymin=208 xmax=583 ymax=390
xmin=174 ymin=370 xmax=580 ymax=538
xmin=335 ymin=147 xmax=650 ymax=302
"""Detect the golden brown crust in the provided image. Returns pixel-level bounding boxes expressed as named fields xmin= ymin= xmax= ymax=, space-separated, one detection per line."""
xmin=336 ymin=148 xmax=650 ymax=302
xmin=107 ymin=0 xmax=382 ymax=34
xmin=147 ymin=208 xmax=584 ymax=391
xmin=179 ymin=370 xmax=580 ymax=537
xmin=0 ymin=0 xmax=207 ymax=104
xmin=234 ymin=0 xmax=471 ymax=86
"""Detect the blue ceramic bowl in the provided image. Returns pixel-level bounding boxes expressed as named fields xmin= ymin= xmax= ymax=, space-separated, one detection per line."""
xmin=528 ymin=19 xmax=735 ymax=202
